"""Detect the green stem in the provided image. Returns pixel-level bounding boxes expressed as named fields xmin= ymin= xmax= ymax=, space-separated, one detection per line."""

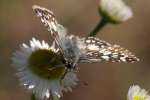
xmin=88 ymin=18 xmax=108 ymax=36
xmin=31 ymin=94 xmax=36 ymax=100
xmin=51 ymin=94 xmax=60 ymax=100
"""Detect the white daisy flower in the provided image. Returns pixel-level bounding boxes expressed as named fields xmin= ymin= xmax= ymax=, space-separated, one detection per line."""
xmin=99 ymin=0 xmax=133 ymax=23
xmin=127 ymin=85 xmax=150 ymax=100
xmin=12 ymin=5 xmax=139 ymax=100
xmin=12 ymin=38 xmax=78 ymax=100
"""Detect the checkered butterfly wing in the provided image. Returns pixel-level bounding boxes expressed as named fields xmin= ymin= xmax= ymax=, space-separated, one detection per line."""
xmin=32 ymin=5 xmax=81 ymax=66
xmin=32 ymin=5 xmax=139 ymax=63
xmin=32 ymin=5 xmax=67 ymax=54
xmin=79 ymin=37 xmax=139 ymax=63
xmin=32 ymin=5 xmax=58 ymax=33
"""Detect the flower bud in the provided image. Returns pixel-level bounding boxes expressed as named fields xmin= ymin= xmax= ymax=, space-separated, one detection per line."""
xmin=99 ymin=0 xmax=133 ymax=23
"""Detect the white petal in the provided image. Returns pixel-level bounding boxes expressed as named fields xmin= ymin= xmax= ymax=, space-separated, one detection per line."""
xmin=99 ymin=0 xmax=133 ymax=23
xmin=12 ymin=37 xmax=78 ymax=99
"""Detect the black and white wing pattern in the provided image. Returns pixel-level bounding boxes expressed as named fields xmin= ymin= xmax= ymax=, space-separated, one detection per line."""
xmin=79 ymin=37 xmax=139 ymax=63
xmin=32 ymin=5 xmax=82 ymax=67
xmin=32 ymin=5 xmax=58 ymax=33
xmin=32 ymin=5 xmax=67 ymax=55
xmin=32 ymin=5 xmax=139 ymax=65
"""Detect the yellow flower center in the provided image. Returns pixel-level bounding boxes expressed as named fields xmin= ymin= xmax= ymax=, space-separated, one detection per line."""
xmin=134 ymin=95 xmax=146 ymax=100
xmin=29 ymin=49 xmax=65 ymax=80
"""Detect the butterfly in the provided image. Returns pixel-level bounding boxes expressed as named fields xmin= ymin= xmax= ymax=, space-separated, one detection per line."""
xmin=32 ymin=5 xmax=139 ymax=70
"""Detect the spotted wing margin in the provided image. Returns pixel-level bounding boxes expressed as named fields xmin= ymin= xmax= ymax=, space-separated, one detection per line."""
xmin=32 ymin=5 xmax=58 ymax=33
xmin=32 ymin=5 xmax=67 ymax=55
xmin=79 ymin=37 xmax=139 ymax=63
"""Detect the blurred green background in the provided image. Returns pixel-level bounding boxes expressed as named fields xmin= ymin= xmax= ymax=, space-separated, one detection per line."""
xmin=0 ymin=0 xmax=150 ymax=100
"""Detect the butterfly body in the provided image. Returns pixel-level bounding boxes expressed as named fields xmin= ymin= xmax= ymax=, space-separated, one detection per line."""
xmin=32 ymin=5 xmax=139 ymax=71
